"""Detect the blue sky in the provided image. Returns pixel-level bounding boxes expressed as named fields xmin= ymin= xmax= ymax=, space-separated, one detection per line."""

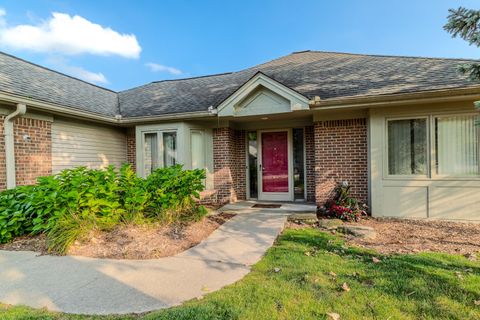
xmin=0 ymin=0 xmax=479 ymax=91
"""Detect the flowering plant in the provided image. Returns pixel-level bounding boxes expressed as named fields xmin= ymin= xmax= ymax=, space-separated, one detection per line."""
xmin=318 ymin=181 xmax=368 ymax=222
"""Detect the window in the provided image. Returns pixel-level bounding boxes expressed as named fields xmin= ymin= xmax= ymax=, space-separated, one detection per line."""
xmin=143 ymin=131 xmax=177 ymax=175
xmin=191 ymin=130 xmax=205 ymax=170
xmin=247 ymin=131 xmax=258 ymax=198
xmin=387 ymin=118 xmax=428 ymax=175
xmin=144 ymin=132 xmax=159 ymax=175
xmin=163 ymin=132 xmax=177 ymax=167
xmin=435 ymin=115 xmax=479 ymax=176
xmin=292 ymin=128 xmax=305 ymax=200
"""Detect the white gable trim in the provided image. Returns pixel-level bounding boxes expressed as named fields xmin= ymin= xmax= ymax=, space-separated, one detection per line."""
xmin=217 ymin=73 xmax=309 ymax=117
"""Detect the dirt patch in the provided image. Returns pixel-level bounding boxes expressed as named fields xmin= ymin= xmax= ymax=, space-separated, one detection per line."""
xmin=0 ymin=213 xmax=235 ymax=259
xmin=0 ymin=234 xmax=48 ymax=253
xmin=347 ymin=218 xmax=480 ymax=255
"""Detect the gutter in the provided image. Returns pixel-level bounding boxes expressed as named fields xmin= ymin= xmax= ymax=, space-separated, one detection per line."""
xmin=309 ymin=87 xmax=480 ymax=110
xmin=2 ymin=86 xmax=480 ymax=126
xmin=4 ymin=103 xmax=26 ymax=189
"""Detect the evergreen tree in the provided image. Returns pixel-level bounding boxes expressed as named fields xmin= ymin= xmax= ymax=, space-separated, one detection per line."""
xmin=444 ymin=7 xmax=480 ymax=80
xmin=444 ymin=7 xmax=480 ymax=113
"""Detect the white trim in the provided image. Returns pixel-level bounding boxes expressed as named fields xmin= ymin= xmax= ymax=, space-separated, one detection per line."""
xmin=217 ymin=73 xmax=309 ymax=117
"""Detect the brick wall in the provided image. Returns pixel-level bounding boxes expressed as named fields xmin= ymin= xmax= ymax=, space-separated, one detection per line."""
xmin=314 ymin=118 xmax=368 ymax=205
xmin=126 ymin=127 xmax=136 ymax=170
xmin=0 ymin=117 xmax=5 ymax=190
xmin=305 ymin=125 xmax=315 ymax=202
xmin=212 ymin=127 xmax=246 ymax=204
xmin=13 ymin=117 xmax=52 ymax=186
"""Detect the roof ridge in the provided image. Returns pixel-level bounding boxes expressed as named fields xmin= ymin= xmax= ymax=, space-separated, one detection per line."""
xmin=291 ymin=49 xmax=480 ymax=62
xmin=120 ymin=71 xmax=235 ymax=93
xmin=0 ymin=51 xmax=118 ymax=93
xmin=151 ymin=72 xmax=233 ymax=83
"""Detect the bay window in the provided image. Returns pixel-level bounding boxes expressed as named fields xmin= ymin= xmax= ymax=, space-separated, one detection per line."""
xmin=387 ymin=114 xmax=479 ymax=178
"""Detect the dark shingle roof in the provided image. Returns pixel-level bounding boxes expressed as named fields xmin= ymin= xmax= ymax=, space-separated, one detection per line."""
xmin=1 ymin=50 xmax=479 ymax=119
xmin=119 ymin=51 xmax=480 ymax=117
xmin=0 ymin=51 xmax=119 ymax=116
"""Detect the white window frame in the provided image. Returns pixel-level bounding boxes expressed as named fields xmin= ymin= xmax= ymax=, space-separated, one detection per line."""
xmin=384 ymin=113 xmax=480 ymax=181
xmin=431 ymin=112 xmax=480 ymax=179
xmin=190 ymin=129 xmax=206 ymax=170
xmin=384 ymin=116 xmax=430 ymax=180
xmin=141 ymin=130 xmax=178 ymax=176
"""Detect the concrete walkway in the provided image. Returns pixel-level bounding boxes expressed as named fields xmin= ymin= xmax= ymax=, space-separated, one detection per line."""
xmin=0 ymin=202 xmax=315 ymax=315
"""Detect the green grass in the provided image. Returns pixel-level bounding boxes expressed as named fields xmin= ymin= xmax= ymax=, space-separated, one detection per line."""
xmin=1 ymin=228 xmax=479 ymax=320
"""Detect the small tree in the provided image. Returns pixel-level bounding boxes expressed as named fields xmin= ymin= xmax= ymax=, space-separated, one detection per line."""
xmin=444 ymin=7 xmax=480 ymax=115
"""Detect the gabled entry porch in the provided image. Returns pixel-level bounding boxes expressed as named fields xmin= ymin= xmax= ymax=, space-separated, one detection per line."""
xmin=215 ymin=72 xmax=315 ymax=203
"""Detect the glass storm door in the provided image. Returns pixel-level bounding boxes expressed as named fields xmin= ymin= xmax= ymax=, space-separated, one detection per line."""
xmin=259 ymin=130 xmax=292 ymax=201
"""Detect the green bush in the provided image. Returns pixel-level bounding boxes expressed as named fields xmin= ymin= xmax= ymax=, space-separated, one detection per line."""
xmin=0 ymin=164 xmax=207 ymax=253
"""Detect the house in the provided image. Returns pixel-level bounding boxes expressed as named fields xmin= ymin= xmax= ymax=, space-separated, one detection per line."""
xmin=0 ymin=50 xmax=479 ymax=221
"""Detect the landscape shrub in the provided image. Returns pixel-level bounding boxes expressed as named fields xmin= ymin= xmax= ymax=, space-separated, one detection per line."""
xmin=0 ymin=164 xmax=207 ymax=253
xmin=319 ymin=181 xmax=368 ymax=222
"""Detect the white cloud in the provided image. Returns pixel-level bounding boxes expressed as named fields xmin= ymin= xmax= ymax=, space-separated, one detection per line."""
xmin=0 ymin=10 xmax=141 ymax=58
xmin=46 ymin=56 xmax=109 ymax=85
xmin=62 ymin=65 xmax=108 ymax=84
xmin=145 ymin=62 xmax=182 ymax=75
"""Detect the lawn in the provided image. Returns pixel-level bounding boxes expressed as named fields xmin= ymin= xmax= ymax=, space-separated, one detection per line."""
xmin=1 ymin=227 xmax=479 ymax=320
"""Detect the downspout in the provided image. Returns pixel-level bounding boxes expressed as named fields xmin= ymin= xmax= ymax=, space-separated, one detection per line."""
xmin=4 ymin=103 xmax=26 ymax=189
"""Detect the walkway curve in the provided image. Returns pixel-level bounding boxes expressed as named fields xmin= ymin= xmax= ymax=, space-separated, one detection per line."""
xmin=0 ymin=204 xmax=314 ymax=315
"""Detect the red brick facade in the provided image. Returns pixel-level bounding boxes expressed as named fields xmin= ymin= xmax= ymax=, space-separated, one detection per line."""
xmin=14 ymin=117 xmax=52 ymax=186
xmin=0 ymin=116 xmax=369 ymax=207
xmin=212 ymin=127 xmax=246 ymax=204
xmin=0 ymin=117 xmax=5 ymax=190
xmin=304 ymin=125 xmax=315 ymax=202
xmin=126 ymin=127 xmax=136 ymax=170
xmin=314 ymin=118 xmax=368 ymax=205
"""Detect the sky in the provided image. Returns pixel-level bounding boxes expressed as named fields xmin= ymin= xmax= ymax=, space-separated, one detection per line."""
xmin=0 ymin=0 xmax=479 ymax=91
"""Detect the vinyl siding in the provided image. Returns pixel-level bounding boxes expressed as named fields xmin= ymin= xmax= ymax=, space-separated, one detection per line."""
xmin=52 ymin=119 xmax=127 ymax=173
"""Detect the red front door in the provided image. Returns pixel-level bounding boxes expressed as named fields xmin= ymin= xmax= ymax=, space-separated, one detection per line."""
xmin=261 ymin=131 xmax=289 ymax=194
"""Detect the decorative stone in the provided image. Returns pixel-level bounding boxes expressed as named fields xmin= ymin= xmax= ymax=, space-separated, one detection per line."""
xmin=337 ymin=225 xmax=377 ymax=239
xmin=288 ymin=213 xmax=318 ymax=224
xmin=318 ymin=219 xmax=344 ymax=230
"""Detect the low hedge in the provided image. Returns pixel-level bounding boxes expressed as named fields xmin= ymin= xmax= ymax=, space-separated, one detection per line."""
xmin=0 ymin=164 xmax=206 ymax=253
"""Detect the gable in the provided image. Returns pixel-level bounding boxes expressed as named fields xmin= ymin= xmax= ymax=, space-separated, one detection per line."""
xmin=217 ymin=73 xmax=309 ymax=117
xmin=234 ymin=87 xmax=290 ymax=116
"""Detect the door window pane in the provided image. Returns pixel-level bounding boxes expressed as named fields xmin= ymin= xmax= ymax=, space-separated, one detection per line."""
xmin=435 ymin=115 xmax=479 ymax=176
xmin=163 ymin=132 xmax=177 ymax=167
xmin=144 ymin=133 xmax=158 ymax=175
xmin=388 ymin=119 xmax=427 ymax=175
xmin=191 ymin=130 xmax=205 ymax=169
xmin=247 ymin=132 xmax=258 ymax=198
xmin=293 ymin=128 xmax=305 ymax=200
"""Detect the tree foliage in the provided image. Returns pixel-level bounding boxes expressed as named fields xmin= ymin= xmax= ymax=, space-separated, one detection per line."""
xmin=444 ymin=7 xmax=480 ymax=81
xmin=444 ymin=7 xmax=480 ymax=115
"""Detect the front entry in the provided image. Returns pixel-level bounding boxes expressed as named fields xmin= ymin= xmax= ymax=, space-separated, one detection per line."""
xmin=258 ymin=130 xmax=293 ymax=201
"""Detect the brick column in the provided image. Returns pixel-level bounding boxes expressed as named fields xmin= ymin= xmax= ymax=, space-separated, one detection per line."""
xmin=304 ymin=125 xmax=315 ymax=202
xmin=126 ymin=127 xmax=136 ymax=170
xmin=14 ymin=117 xmax=52 ymax=186
xmin=314 ymin=118 xmax=368 ymax=205
xmin=213 ymin=127 xmax=246 ymax=204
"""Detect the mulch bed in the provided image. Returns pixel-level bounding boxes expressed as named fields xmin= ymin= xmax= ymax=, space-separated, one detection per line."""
xmin=347 ymin=218 xmax=480 ymax=256
xmin=0 ymin=213 xmax=235 ymax=259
